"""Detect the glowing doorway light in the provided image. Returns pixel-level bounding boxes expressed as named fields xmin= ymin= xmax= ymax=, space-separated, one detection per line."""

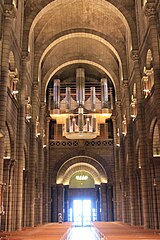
xmin=76 ymin=175 xmax=88 ymax=181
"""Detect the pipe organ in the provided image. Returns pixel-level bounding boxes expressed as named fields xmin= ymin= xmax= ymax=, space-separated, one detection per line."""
xmin=49 ymin=68 xmax=113 ymax=139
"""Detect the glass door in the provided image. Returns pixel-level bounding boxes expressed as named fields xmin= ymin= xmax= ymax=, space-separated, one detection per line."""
xmin=73 ymin=199 xmax=92 ymax=226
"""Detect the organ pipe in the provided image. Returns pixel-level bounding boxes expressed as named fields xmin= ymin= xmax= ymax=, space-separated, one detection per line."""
xmin=91 ymin=87 xmax=96 ymax=111
xmin=66 ymin=87 xmax=71 ymax=112
xmin=101 ymin=78 xmax=108 ymax=109
xmin=76 ymin=68 xmax=85 ymax=106
xmin=53 ymin=79 xmax=60 ymax=109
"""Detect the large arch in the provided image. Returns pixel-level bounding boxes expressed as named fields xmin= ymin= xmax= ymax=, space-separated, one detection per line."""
xmin=23 ymin=0 xmax=136 ymax=52
xmin=42 ymin=59 xmax=119 ymax=102
xmin=56 ymin=157 xmax=108 ymax=185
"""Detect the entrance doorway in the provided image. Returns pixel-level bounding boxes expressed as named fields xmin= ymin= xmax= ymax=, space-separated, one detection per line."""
xmin=71 ymin=199 xmax=93 ymax=226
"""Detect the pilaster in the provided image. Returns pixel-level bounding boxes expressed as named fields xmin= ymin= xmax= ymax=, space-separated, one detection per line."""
xmin=131 ymin=50 xmax=151 ymax=228
xmin=123 ymin=80 xmax=136 ymax=226
xmin=100 ymin=183 xmax=107 ymax=221
xmin=0 ymin=3 xmax=16 ymax=229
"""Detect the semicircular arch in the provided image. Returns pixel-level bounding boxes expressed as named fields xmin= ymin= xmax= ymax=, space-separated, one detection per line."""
xmin=42 ymin=59 xmax=119 ymax=102
xmin=55 ymin=155 xmax=108 ymax=186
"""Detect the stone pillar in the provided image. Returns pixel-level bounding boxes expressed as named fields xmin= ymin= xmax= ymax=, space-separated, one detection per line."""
xmin=37 ymin=103 xmax=45 ymax=224
xmin=107 ymin=183 xmax=113 ymax=221
xmin=23 ymin=170 xmax=28 ymax=228
xmin=29 ymin=83 xmax=39 ymax=227
xmin=64 ymin=185 xmax=69 ymax=222
xmin=44 ymin=117 xmax=50 ymax=222
xmin=145 ymin=3 xmax=160 ymax=135
xmin=7 ymin=160 xmax=16 ymax=232
xmin=123 ymin=80 xmax=136 ymax=226
xmin=29 ymin=121 xmax=36 ymax=227
xmin=112 ymin=116 xmax=121 ymax=221
xmin=57 ymin=184 xmax=64 ymax=220
xmin=16 ymin=106 xmax=25 ymax=230
xmin=0 ymin=4 xmax=16 ymax=225
xmin=52 ymin=185 xmax=58 ymax=222
xmin=100 ymin=183 xmax=107 ymax=221
xmin=95 ymin=185 xmax=101 ymax=221
xmin=16 ymin=52 xmax=29 ymax=230
xmin=116 ymin=101 xmax=127 ymax=222
xmin=131 ymin=50 xmax=151 ymax=228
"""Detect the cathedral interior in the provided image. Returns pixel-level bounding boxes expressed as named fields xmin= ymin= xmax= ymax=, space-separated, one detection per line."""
xmin=0 ymin=0 xmax=160 ymax=234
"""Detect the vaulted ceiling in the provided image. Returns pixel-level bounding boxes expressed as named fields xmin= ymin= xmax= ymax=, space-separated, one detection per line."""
xmin=23 ymin=0 xmax=136 ymax=101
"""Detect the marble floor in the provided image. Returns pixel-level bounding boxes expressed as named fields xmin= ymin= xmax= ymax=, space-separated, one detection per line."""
xmin=69 ymin=226 xmax=99 ymax=240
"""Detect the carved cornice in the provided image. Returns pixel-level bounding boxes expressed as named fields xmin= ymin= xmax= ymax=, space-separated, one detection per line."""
xmin=144 ymin=3 xmax=157 ymax=17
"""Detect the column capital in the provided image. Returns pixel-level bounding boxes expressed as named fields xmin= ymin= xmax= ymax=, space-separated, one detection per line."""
xmin=3 ymin=4 xmax=17 ymax=19
xmin=131 ymin=50 xmax=139 ymax=61
xmin=123 ymin=79 xmax=129 ymax=88
xmin=9 ymin=159 xmax=16 ymax=168
xmin=22 ymin=51 xmax=30 ymax=62
xmin=115 ymin=100 xmax=121 ymax=108
xmin=33 ymin=82 xmax=39 ymax=90
xmin=144 ymin=3 xmax=157 ymax=17
xmin=40 ymin=101 xmax=46 ymax=109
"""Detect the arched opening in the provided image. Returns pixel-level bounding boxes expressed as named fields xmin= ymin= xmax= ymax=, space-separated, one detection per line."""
xmin=143 ymin=49 xmax=154 ymax=98
xmin=8 ymin=51 xmax=19 ymax=99
xmin=51 ymin=156 xmax=113 ymax=224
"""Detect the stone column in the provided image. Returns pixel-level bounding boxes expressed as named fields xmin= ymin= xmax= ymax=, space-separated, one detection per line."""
xmin=37 ymin=103 xmax=45 ymax=224
xmin=64 ymin=185 xmax=69 ymax=222
xmin=123 ymin=80 xmax=136 ymax=225
xmin=29 ymin=122 xmax=36 ymax=227
xmin=44 ymin=117 xmax=50 ymax=222
xmin=95 ymin=185 xmax=101 ymax=221
xmin=115 ymin=101 xmax=127 ymax=222
xmin=57 ymin=184 xmax=64 ymax=220
xmin=16 ymin=52 xmax=29 ymax=230
xmin=131 ymin=50 xmax=151 ymax=228
xmin=107 ymin=183 xmax=113 ymax=221
xmin=100 ymin=183 xmax=107 ymax=221
xmin=0 ymin=4 xmax=16 ymax=224
xmin=29 ymin=83 xmax=39 ymax=227
xmin=145 ymin=3 xmax=160 ymax=133
xmin=7 ymin=160 xmax=16 ymax=232
xmin=112 ymin=116 xmax=121 ymax=221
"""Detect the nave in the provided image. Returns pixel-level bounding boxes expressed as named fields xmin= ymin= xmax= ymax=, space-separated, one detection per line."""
xmin=1 ymin=222 xmax=160 ymax=240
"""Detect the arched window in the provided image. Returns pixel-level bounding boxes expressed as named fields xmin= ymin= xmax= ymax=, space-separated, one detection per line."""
xmin=153 ymin=122 xmax=160 ymax=157
xmin=4 ymin=126 xmax=11 ymax=159
xmin=143 ymin=49 xmax=154 ymax=98
xmin=130 ymin=83 xmax=137 ymax=119
xmin=9 ymin=51 xmax=19 ymax=99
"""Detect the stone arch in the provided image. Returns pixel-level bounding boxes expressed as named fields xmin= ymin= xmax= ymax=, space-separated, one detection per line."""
xmin=6 ymin=122 xmax=15 ymax=160
xmin=146 ymin=49 xmax=153 ymax=70
xmin=142 ymin=49 xmax=154 ymax=98
xmin=51 ymin=151 xmax=113 ymax=184
xmin=43 ymin=59 xmax=119 ymax=102
xmin=148 ymin=117 xmax=157 ymax=157
xmin=9 ymin=51 xmax=15 ymax=72
xmin=56 ymin=157 xmax=108 ymax=185
xmin=38 ymin=31 xmax=123 ymax=82
xmin=153 ymin=122 xmax=160 ymax=157
xmin=23 ymin=0 xmax=137 ymax=52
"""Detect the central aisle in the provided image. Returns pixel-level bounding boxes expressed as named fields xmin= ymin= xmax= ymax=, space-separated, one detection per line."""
xmin=70 ymin=227 xmax=98 ymax=240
